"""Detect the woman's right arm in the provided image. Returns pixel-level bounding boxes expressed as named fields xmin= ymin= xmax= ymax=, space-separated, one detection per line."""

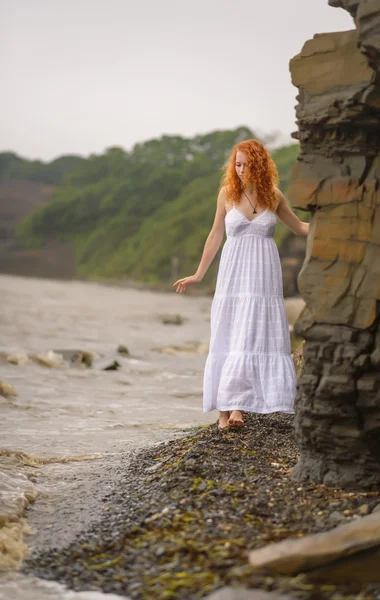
xmin=173 ymin=187 xmax=227 ymax=294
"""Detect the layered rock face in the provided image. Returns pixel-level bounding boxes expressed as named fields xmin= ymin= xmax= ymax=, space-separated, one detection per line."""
xmin=288 ymin=0 xmax=380 ymax=488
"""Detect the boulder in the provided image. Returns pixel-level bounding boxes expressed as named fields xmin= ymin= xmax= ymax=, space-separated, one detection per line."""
xmin=307 ymin=546 xmax=380 ymax=584
xmin=249 ymin=511 xmax=380 ymax=580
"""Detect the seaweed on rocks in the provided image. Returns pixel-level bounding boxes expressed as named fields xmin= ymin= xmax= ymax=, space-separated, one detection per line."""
xmin=24 ymin=414 xmax=380 ymax=600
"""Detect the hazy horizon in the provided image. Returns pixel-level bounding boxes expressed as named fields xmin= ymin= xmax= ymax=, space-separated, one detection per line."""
xmin=2 ymin=0 xmax=353 ymax=162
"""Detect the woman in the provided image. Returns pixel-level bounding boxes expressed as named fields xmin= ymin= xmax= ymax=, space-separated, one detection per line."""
xmin=173 ymin=139 xmax=309 ymax=429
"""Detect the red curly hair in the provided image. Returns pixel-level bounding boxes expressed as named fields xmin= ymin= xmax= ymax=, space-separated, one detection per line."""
xmin=221 ymin=139 xmax=279 ymax=212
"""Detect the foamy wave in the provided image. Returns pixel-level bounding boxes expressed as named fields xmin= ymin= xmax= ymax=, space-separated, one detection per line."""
xmin=0 ymin=455 xmax=38 ymax=569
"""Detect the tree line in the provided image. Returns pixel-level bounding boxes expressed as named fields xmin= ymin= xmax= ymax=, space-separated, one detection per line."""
xmin=3 ymin=127 xmax=300 ymax=284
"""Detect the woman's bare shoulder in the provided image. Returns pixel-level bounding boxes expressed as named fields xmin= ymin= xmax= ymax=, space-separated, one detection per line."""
xmin=219 ymin=186 xmax=233 ymax=211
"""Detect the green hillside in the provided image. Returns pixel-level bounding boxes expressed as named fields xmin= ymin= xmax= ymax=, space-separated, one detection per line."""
xmin=0 ymin=152 xmax=85 ymax=185
xmin=16 ymin=128 xmax=300 ymax=285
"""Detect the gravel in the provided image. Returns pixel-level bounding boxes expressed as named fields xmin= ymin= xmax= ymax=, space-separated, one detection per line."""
xmin=24 ymin=413 xmax=380 ymax=600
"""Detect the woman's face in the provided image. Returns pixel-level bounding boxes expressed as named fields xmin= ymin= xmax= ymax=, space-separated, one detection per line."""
xmin=235 ymin=151 xmax=248 ymax=182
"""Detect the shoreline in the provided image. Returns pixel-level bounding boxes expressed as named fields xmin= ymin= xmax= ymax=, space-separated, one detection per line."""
xmin=2 ymin=271 xmax=304 ymax=301
xmin=4 ymin=430 xmax=200 ymax=566
xmin=1 ymin=271 xmax=214 ymax=298
xmin=23 ymin=414 xmax=380 ymax=600
xmin=24 ymin=426 xmax=202 ymax=560
xmin=81 ymin=276 xmax=216 ymax=297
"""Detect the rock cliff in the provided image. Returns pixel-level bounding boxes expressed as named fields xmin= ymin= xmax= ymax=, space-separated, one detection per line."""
xmin=289 ymin=0 xmax=380 ymax=488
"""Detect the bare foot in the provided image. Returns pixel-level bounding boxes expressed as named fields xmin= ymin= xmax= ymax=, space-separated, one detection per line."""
xmin=218 ymin=411 xmax=230 ymax=429
xmin=228 ymin=410 xmax=244 ymax=427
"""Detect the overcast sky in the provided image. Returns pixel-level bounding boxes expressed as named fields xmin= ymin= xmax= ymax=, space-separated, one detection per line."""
xmin=1 ymin=0 xmax=353 ymax=161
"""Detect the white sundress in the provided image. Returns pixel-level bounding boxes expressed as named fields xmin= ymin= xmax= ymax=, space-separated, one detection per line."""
xmin=203 ymin=204 xmax=296 ymax=414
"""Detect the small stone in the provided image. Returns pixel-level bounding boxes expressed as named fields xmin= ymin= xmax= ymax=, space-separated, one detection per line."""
xmin=6 ymin=353 xmax=29 ymax=366
xmin=117 ymin=344 xmax=130 ymax=355
xmin=204 ymin=588 xmax=290 ymax=599
xmin=358 ymin=504 xmax=369 ymax=515
xmin=34 ymin=350 xmax=64 ymax=368
xmin=51 ymin=348 xmax=99 ymax=367
xmin=93 ymin=356 xmax=121 ymax=371
xmin=161 ymin=314 xmax=184 ymax=325
xmin=329 ymin=511 xmax=346 ymax=524
xmin=145 ymin=462 xmax=163 ymax=473
xmin=0 ymin=381 xmax=18 ymax=397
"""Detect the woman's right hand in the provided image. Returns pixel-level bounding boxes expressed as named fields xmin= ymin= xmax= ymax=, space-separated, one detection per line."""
xmin=172 ymin=274 xmax=202 ymax=294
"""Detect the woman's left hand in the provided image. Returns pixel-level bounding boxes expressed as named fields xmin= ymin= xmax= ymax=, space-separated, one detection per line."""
xmin=172 ymin=273 xmax=202 ymax=294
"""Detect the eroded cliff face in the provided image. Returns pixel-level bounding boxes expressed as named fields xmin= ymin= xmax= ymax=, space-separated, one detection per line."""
xmin=288 ymin=0 xmax=380 ymax=488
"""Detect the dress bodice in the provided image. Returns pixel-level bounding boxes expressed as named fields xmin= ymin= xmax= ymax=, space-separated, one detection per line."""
xmin=225 ymin=206 xmax=277 ymax=238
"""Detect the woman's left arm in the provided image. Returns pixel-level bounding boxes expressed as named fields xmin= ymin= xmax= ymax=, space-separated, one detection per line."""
xmin=275 ymin=189 xmax=309 ymax=237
